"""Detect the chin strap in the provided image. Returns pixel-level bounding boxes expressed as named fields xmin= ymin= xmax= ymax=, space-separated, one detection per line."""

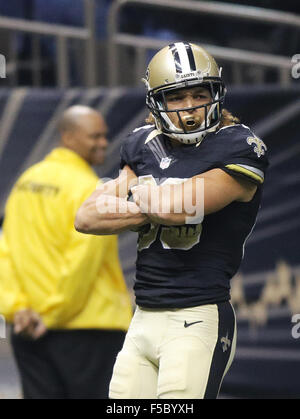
xmin=167 ymin=121 xmax=219 ymax=145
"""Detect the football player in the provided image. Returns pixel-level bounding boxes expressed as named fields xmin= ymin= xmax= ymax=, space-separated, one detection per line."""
xmin=75 ymin=42 xmax=268 ymax=399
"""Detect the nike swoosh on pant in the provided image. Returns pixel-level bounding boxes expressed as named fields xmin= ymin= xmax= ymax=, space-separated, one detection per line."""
xmin=184 ymin=321 xmax=203 ymax=328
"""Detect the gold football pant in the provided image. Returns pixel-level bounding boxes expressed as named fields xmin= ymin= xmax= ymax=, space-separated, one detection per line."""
xmin=109 ymin=301 xmax=236 ymax=399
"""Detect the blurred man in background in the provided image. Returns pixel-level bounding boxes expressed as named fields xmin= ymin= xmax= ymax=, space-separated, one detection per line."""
xmin=0 ymin=105 xmax=132 ymax=399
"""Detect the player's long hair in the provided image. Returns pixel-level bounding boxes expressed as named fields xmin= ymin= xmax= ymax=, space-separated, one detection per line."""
xmin=219 ymin=109 xmax=240 ymax=127
xmin=145 ymin=109 xmax=240 ymax=130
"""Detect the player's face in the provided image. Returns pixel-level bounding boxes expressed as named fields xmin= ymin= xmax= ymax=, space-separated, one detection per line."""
xmin=165 ymin=86 xmax=212 ymax=132
xmin=71 ymin=114 xmax=108 ymax=165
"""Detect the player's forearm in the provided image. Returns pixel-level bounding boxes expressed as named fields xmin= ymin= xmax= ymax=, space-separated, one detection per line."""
xmin=133 ymin=170 xmax=256 ymax=225
xmin=75 ymin=195 xmax=149 ymax=235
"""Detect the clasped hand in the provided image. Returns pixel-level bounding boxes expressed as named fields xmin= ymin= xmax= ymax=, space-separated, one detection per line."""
xmin=14 ymin=309 xmax=47 ymax=340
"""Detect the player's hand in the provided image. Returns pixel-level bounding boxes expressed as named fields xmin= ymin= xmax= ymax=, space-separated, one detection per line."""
xmin=14 ymin=309 xmax=47 ymax=340
xmin=132 ymin=184 xmax=159 ymax=214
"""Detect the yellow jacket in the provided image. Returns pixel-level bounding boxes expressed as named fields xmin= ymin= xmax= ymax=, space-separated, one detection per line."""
xmin=0 ymin=148 xmax=132 ymax=330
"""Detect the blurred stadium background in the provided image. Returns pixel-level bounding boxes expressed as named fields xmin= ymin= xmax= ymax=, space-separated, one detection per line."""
xmin=0 ymin=0 xmax=300 ymax=399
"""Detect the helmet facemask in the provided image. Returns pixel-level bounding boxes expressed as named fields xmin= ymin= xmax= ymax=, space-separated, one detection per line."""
xmin=146 ymin=79 xmax=226 ymax=145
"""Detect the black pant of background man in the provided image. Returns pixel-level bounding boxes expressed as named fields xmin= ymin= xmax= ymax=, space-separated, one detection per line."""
xmin=11 ymin=329 xmax=125 ymax=399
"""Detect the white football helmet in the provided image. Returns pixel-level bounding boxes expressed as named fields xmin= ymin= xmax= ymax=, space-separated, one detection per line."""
xmin=143 ymin=42 xmax=226 ymax=144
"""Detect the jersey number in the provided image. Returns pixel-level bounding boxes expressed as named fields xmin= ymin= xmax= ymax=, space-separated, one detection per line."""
xmin=138 ymin=223 xmax=202 ymax=251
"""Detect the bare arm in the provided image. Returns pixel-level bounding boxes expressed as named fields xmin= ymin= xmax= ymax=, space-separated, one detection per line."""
xmin=75 ymin=165 xmax=150 ymax=235
xmin=132 ymin=168 xmax=257 ymax=226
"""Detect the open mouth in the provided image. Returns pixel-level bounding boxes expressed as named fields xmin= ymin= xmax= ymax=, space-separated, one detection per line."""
xmin=181 ymin=117 xmax=201 ymax=131
xmin=186 ymin=120 xmax=196 ymax=127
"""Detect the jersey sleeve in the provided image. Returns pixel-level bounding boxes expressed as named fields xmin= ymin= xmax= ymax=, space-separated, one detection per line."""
xmin=120 ymin=139 xmax=131 ymax=170
xmin=218 ymin=125 xmax=269 ymax=185
xmin=119 ymin=131 xmax=142 ymax=171
xmin=120 ymin=125 xmax=155 ymax=172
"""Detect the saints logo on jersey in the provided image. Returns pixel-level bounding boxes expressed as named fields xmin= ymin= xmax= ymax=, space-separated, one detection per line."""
xmin=247 ymin=136 xmax=267 ymax=158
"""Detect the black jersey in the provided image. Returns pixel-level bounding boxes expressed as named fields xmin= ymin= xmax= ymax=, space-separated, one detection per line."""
xmin=120 ymin=124 xmax=269 ymax=308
